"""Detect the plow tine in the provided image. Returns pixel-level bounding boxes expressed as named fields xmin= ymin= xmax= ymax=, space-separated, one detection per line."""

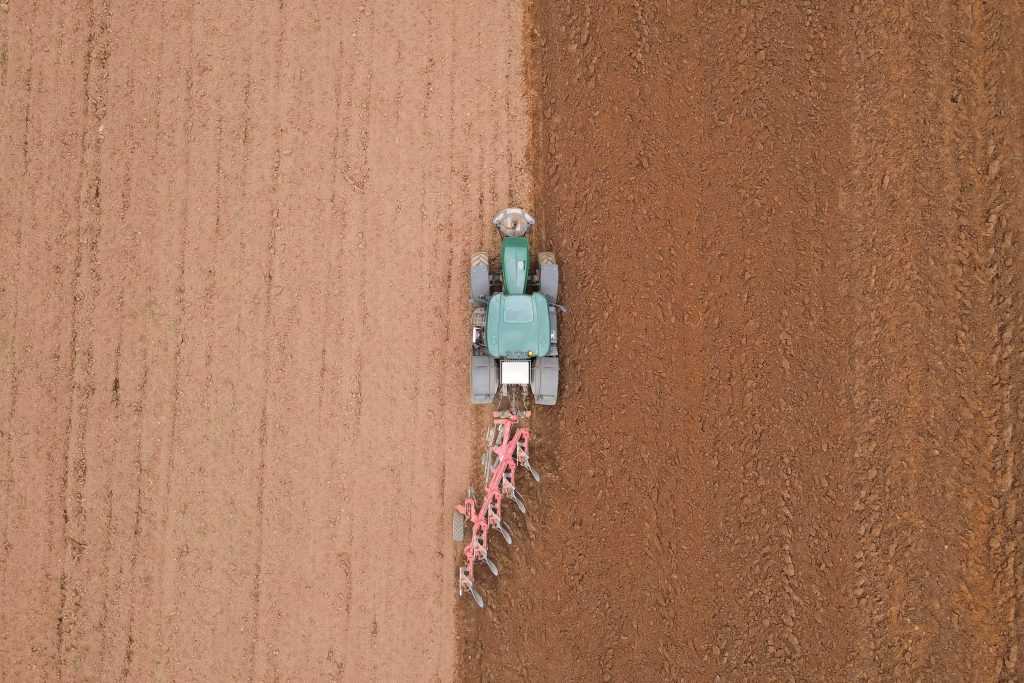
xmin=459 ymin=570 xmax=485 ymax=609
xmin=495 ymin=518 xmax=512 ymax=545
xmin=516 ymin=443 xmax=540 ymax=482
xmin=469 ymin=585 xmax=484 ymax=608
xmin=525 ymin=459 xmax=540 ymax=482
xmin=509 ymin=487 xmax=526 ymax=514
xmin=503 ymin=473 xmax=526 ymax=514
xmin=483 ymin=551 xmax=499 ymax=576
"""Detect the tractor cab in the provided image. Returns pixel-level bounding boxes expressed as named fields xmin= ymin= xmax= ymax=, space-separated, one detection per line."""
xmin=485 ymin=293 xmax=551 ymax=359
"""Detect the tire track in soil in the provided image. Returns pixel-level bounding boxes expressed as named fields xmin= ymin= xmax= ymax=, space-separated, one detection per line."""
xmin=0 ymin=2 xmax=93 ymax=676
xmin=0 ymin=0 xmax=33 ymax=635
xmin=247 ymin=0 xmax=283 ymax=675
xmin=119 ymin=4 xmax=177 ymax=677
xmin=0 ymin=0 xmax=32 ymax=523
xmin=58 ymin=0 xmax=111 ymax=676
xmin=113 ymin=6 xmax=163 ymax=667
xmin=113 ymin=2 xmax=170 ymax=675
xmin=152 ymin=0 xmax=199 ymax=674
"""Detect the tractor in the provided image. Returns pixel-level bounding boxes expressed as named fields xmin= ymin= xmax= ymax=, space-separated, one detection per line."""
xmin=469 ymin=208 xmax=560 ymax=405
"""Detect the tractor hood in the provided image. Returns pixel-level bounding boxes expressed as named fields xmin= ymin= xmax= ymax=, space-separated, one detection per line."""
xmin=486 ymin=293 xmax=551 ymax=359
xmin=501 ymin=237 xmax=529 ymax=295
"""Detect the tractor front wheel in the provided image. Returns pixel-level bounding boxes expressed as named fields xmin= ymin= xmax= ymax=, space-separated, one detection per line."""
xmin=470 ymin=252 xmax=490 ymax=301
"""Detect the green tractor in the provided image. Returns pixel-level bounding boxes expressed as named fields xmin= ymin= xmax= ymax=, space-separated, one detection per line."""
xmin=470 ymin=208 xmax=560 ymax=405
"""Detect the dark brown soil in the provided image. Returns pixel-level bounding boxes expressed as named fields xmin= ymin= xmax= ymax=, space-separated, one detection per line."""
xmin=461 ymin=1 xmax=1024 ymax=681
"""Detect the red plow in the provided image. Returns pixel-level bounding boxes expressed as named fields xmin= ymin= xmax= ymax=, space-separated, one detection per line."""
xmin=453 ymin=409 xmax=538 ymax=608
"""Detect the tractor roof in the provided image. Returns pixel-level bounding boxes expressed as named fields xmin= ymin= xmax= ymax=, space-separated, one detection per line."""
xmin=485 ymin=293 xmax=551 ymax=360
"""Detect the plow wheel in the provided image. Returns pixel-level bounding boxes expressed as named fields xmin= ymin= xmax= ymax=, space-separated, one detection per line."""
xmin=452 ymin=509 xmax=465 ymax=542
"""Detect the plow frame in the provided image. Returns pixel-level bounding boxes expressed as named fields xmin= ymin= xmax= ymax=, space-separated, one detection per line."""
xmin=455 ymin=410 xmax=535 ymax=608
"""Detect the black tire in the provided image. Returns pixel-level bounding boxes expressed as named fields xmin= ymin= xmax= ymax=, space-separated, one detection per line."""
xmin=470 ymin=252 xmax=490 ymax=301
xmin=538 ymin=252 xmax=558 ymax=303
xmin=453 ymin=509 xmax=465 ymax=542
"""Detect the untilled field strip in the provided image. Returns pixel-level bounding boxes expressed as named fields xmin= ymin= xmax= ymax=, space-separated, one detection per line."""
xmin=0 ymin=1 xmax=529 ymax=680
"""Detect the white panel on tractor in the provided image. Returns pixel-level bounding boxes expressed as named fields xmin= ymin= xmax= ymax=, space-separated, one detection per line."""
xmin=500 ymin=360 xmax=531 ymax=386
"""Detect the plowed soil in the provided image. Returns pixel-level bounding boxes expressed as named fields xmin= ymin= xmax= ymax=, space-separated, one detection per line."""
xmin=0 ymin=1 xmax=529 ymax=680
xmin=462 ymin=1 xmax=1024 ymax=682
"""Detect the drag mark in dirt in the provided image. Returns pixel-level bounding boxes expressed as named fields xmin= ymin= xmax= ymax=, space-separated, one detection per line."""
xmin=1 ymin=1 xmax=95 ymax=677
xmin=839 ymin=2 xmax=1024 ymax=678
xmin=246 ymin=0 xmax=285 ymax=675
xmin=58 ymin=0 xmax=111 ymax=673
xmin=952 ymin=3 xmax=1024 ymax=676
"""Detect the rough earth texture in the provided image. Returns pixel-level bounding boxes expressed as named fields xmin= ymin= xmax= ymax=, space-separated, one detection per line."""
xmin=0 ymin=1 xmax=529 ymax=680
xmin=462 ymin=1 xmax=1024 ymax=681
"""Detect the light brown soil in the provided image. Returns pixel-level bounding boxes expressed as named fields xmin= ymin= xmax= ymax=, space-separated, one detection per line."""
xmin=0 ymin=1 xmax=529 ymax=680
xmin=462 ymin=1 xmax=1024 ymax=682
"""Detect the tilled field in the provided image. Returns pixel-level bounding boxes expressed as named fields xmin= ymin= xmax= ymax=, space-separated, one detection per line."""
xmin=0 ymin=1 xmax=529 ymax=680
xmin=463 ymin=1 xmax=1024 ymax=682
xmin=4 ymin=2 xmax=1024 ymax=682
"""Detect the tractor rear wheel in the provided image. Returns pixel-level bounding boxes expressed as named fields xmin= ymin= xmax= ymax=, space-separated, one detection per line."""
xmin=531 ymin=355 xmax=559 ymax=405
xmin=470 ymin=353 xmax=498 ymax=404
xmin=538 ymin=252 xmax=558 ymax=303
